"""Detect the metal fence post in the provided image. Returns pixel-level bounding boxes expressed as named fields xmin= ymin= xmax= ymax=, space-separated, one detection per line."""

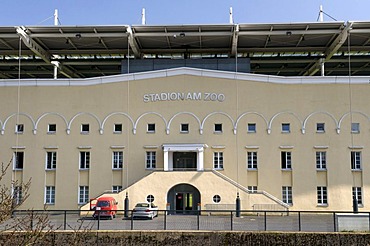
xmin=164 ymin=210 xmax=167 ymax=230
xmin=97 ymin=210 xmax=100 ymax=230
xmin=64 ymin=210 xmax=67 ymax=230
xmin=298 ymin=212 xmax=301 ymax=231
xmin=264 ymin=211 xmax=267 ymax=231
xmin=130 ymin=211 xmax=134 ymax=230
xmin=30 ymin=210 xmax=34 ymax=229
xmin=333 ymin=212 xmax=336 ymax=232
xmin=230 ymin=211 xmax=233 ymax=231
xmin=197 ymin=211 xmax=200 ymax=230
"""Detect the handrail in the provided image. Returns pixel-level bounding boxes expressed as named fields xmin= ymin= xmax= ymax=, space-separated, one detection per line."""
xmin=85 ymin=169 xmax=289 ymax=210
xmin=211 ymin=170 xmax=290 ymax=209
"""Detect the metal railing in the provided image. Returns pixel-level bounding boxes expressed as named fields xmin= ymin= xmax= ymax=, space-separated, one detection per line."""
xmin=211 ymin=170 xmax=290 ymax=209
xmin=2 ymin=209 xmax=370 ymax=232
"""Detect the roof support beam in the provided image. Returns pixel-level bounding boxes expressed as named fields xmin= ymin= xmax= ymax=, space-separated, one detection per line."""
xmin=303 ymin=22 xmax=353 ymax=76
xmin=126 ymin=26 xmax=141 ymax=58
xmin=231 ymin=24 xmax=239 ymax=57
xmin=16 ymin=26 xmax=51 ymax=63
xmin=0 ymin=38 xmax=15 ymax=50
xmin=16 ymin=26 xmax=77 ymax=78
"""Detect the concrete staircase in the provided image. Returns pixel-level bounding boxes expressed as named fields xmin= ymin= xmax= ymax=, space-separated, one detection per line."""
xmin=80 ymin=170 xmax=289 ymax=212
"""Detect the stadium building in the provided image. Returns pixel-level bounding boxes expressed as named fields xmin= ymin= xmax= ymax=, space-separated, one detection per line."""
xmin=1 ymin=19 xmax=370 ymax=212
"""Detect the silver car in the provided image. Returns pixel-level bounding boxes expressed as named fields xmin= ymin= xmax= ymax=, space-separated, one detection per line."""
xmin=132 ymin=202 xmax=158 ymax=219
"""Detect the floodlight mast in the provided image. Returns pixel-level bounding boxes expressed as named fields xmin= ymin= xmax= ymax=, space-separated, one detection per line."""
xmin=142 ymin=8 xmax=146 ymax=25
xmin=319 ymin=5 xmax=324 ymax=22
xmin=54 ymin=9 xmax=58 ymax=26
xmin=229 ymin=7 xmax=233 ymax=24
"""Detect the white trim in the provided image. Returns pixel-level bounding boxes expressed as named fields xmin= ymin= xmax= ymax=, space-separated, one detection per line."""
xmin=245 ymin=146 xmax=259 ymax=149
xmin=279 ymin=146 xmax=294 ymax=149
xmin=348 ymin=146 xmax=364 ymax=149
xmin=110 ymin=145 xmax=125 ymax=149
xmin=143 ymin=145 xmax=158 ymax=149
xmin=211 ymin=145 xmax=225 ymax=149
xmin=162 ymin=143 xmax=207 ymax=171
xmin=12 ymin=146 xmax=26 ymax=149
xmin=2 ymin=67 xmax=370 ymax=86
xmin=314 ymin=146 xmax=329 ymax=149
xmin=78 ymin=146 xmax=92 ymax=149
xmin=44 ymin=146 xmax=59 ymax=149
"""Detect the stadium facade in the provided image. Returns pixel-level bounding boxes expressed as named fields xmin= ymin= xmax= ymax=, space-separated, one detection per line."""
xmin=1 ymin=20 xmax=370 ymax=212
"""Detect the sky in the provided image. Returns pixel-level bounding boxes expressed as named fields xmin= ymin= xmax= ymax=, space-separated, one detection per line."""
xmin=0 ymin=0 xmax=369 ymax=26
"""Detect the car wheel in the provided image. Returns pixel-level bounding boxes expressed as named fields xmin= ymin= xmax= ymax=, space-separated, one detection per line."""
xmin=150 ymin=214 xmax=154 ymax=220
xmin=110 ymin=215 xmax=113 ymax=220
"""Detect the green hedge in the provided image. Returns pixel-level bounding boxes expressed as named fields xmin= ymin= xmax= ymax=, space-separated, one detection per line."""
xmin=1 ymin=231 xmax=370 ymax=245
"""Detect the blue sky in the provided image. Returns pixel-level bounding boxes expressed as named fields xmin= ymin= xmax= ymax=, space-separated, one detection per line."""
xmin=1 ymin=0 xmax=369 ymax=26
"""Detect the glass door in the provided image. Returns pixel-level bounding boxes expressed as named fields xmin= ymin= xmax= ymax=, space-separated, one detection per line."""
xmin=175 ymin=192 xmax=193 ymax=214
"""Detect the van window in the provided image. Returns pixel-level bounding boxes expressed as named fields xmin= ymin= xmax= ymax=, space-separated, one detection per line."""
xmin=97 ymin=201 xmax=110 ymax=207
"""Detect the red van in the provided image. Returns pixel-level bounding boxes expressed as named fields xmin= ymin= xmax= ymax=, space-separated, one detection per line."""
xmin=90 ymin=196 xmax=118 ymax=220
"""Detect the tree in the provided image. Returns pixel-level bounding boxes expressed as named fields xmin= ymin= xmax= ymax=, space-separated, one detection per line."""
xmin=0 ymin=160 xmax=55 ymax=245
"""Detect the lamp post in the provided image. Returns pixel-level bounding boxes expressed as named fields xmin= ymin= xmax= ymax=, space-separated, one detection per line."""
xmin=236 ymin=192 xmax=241 ymax=217
xmin=124 ymin=192 xmax=129 ymax=217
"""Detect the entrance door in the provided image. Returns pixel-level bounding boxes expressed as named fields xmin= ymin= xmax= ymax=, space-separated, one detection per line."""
xmin=167 ymin=184 xmax=200 ymax=215
xmin=175 ymin=192 xmax=193 ymax=213
xmin=173 ymin=152 xmax=197 ymax=170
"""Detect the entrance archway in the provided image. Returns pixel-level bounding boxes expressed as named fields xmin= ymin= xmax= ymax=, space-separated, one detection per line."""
xmin=167 ymin=184 xmax=201 ymax=214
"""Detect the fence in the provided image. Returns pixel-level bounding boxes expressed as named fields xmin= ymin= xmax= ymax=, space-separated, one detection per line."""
xmin=2 ymin=210 xmax=370 ymax=232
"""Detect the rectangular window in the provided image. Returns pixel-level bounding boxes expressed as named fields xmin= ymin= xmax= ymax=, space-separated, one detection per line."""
xmin=14 ymin=152 xmax=24 ymax=170
xmin=15 ymin=124 xmax=24 ymax=134
xmin=114 ymin=123 xmax=122 ymax=133
xmin=213 ymin=152 xmax=224 ymax=169
xmin=78 ymin=186 xmax=89 ymax=204
xmin=352 ymin=187 xmax=363 ymax=205
xmin=247 ymin=123 xmax=256 ymax=133
xmin=48 ymin=124 xmax=56 ymax=133
xmin=351 ymin=151 xmax=361 ymax=170
xmin=146 ymin=151 xmax=156 ymax=169
xmin=46 ymin=151 xmax=57 ymax=170
xmin=248 ymin=186 xmax=258 ymax=193
xmin=281 ymin=123 xmax=290 ymax=133
xmin=112 ymin=151 xmax=123 ymax=169
xmin=81 ymin=124 xmax=89 ymax=134
xmin=13 ymin=186 xmax=23 ymax=205
xmin=147 ymin=123 xmax=155 ymax=133
xmin=316 ymin=123 xmax=325 ymax=132
xmin=45 ymin=186 xmax=55 ymax=204
xmin=180 ymin=123 xmax=189 ymax=133
xmin=112 ymin=185 xmax=122 ymax=193
xmin=247 ymin=152 xmax=258 ymax=169
xmin=214 ymin=123 xmax=222 ymax=133
xmin=282 ymin=186 xmax=292 ymax=204
xmin=351 ymin=123 xmax=360 ymax=133
xmin=317 ymin=186 xmax=328 ymax=205
xmin=316 ymin=151 xmax=326 ymax=170
xmin=80 ymin=151 xmax=90 ymax=169
xmin=281 ymin=151 xmax=292 ymax=170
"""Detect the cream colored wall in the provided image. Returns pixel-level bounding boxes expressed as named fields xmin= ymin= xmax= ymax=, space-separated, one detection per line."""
xmin=0 ymin=73 xmax=369 ymax=211
xmin=80 ymin=171 xmax=282 ymax=212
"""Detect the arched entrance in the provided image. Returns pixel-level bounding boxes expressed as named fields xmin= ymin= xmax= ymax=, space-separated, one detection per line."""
xmin=167 ymin=184 xmax=201 ymax=214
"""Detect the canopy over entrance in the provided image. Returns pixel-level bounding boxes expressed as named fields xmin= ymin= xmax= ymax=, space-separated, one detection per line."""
xmin=162 ymin=144 xmax=207 ymax=171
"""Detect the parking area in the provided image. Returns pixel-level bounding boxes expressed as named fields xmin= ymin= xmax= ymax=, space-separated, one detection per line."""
xmin=0 ymin=210 xmax=344 ymax=232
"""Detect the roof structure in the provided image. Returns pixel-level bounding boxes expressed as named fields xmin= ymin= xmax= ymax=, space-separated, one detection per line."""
xmin=0 ymin=21 xmax=370 ymax=79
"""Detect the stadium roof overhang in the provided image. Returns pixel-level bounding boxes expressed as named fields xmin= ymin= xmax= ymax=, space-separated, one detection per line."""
xmin=1 ymin=21 xmax=370 ymax=79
